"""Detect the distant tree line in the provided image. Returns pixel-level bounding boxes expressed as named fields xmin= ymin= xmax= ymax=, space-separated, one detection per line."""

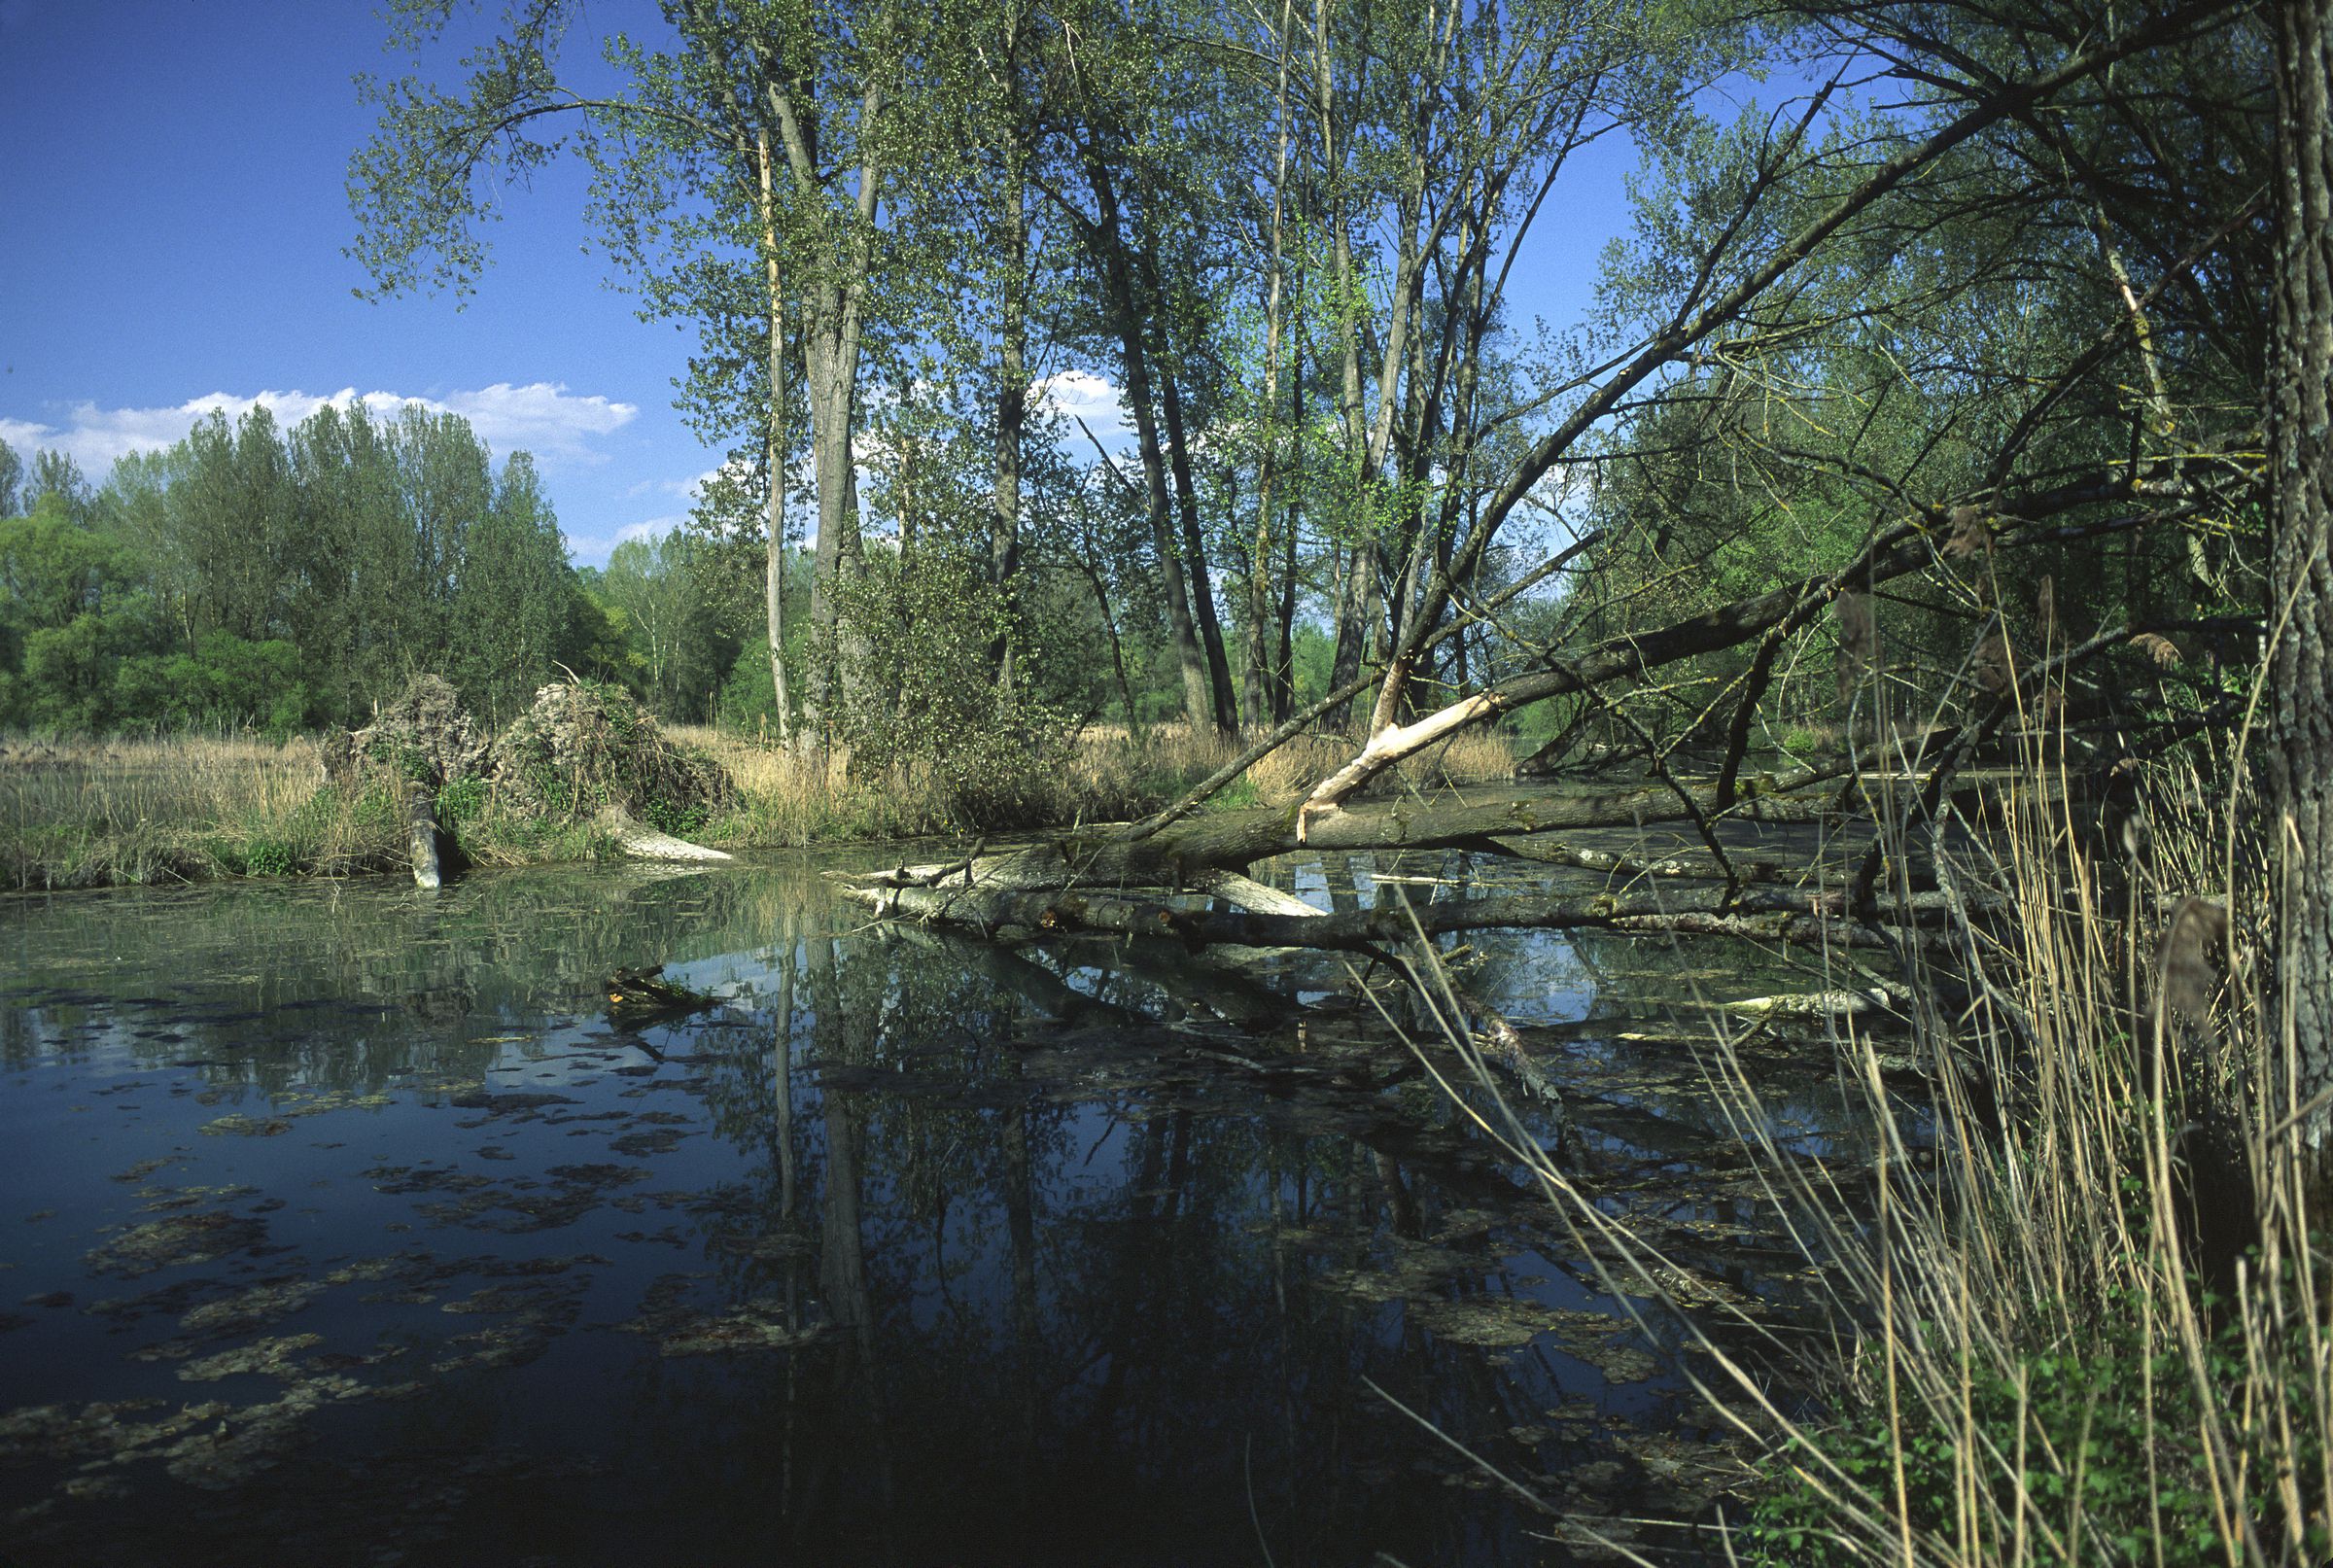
xmin=0 ymin=401 xmax=1324 ymax=742
xmin=0 ymin=406 xmax=595 ymax=736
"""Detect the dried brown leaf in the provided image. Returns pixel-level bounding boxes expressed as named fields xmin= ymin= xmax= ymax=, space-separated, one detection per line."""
xmin=1943 ymin=505 xmax=1990 ymax=560
xmin=1972 ymin=627 xmax=2015 ymax=696
xmin=2153 ymin=896 xmax=2229 ymax=1028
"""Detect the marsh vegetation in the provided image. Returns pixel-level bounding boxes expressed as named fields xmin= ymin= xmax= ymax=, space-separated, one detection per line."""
xmin=4 ymin=0 xmax=2331 ymax=1560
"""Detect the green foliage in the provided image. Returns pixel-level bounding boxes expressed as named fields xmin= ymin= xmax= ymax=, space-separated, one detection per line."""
xmin=241 ymin=836 xmax=299 ymax=878
xmin=113 ymin=632 xmax=313 ymax=738
xmin=1742 ymin=1283 xmax=2329 ymax=1567
xmin=715 ymin=635 xmax=788 ymax=737
xmin=0 ymin=402 xmax=590 ymax=737
xmin=591 ymin=530 xmax=748 ymax=722
xmin=434 ymin=773 xmax=489 ymax=827
xmin=831 ymin=541 xmax=1074 ymax=830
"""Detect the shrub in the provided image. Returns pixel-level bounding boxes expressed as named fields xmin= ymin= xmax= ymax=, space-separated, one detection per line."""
xmin=827 ymin=543 xmax=1075 ymax=830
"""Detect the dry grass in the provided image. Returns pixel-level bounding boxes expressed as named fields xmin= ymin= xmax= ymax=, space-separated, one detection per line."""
xmin=1 ymin=733 xmax=406 ymax=889
xmin=1 ymin=718 xmax=1523 ymax=885
xmin=677 ymin=720 xmax=1521 ymax=847
xmin=1409 ymin=694 xmax=2331 ymax=1563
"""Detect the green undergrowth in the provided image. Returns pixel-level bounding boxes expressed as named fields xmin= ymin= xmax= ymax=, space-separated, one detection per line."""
xmin=1740 ymin=1250 xmax=2331 ymax=1567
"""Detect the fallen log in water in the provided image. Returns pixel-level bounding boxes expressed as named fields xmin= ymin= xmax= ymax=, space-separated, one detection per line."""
xmin=842 ymin=776 xmax=1844 ymax=908
xmin=596 ymin=807 xmax=733 ymax=863
xmin=1713 ymin=986 xmax=1909 ymax=1021
xmin=836 ymin=878 xmax=1931 ymax=954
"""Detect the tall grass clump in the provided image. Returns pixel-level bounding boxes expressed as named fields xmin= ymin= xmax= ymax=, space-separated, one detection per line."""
xmin=1 ymin=732 xmax=406 ymax=889
xmin=1707 ymin=723 xmax=2330 ymax=1567
xmin=1403 ymin=691 xmax=2329 ymax=1565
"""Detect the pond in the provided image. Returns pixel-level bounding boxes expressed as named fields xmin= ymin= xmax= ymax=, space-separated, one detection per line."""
xmin=0 ymin=841 xmax=1861 ymax=1566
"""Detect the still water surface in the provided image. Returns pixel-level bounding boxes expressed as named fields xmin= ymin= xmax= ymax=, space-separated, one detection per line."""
xmin=1 ymin=847 xmax=1848 ymax=1566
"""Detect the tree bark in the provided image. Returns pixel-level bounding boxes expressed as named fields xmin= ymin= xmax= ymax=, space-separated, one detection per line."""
xmin=1083 ymin=151 xmax=1214 ymax=733
xmin=756 ymin=31 xmax=886 ymax=740
xmin=756 ymin=129 xmax=793 ymax=747
xmin=1158 ymin=371 xmax=1239 ymax=732
xmin=991 ymin=152 xmax=1028 ymax=692
xmin=841 ymin=879 xmax=1908 ymax=954
xmin=839 ymin=769 xmax=1832 ymax=902
xmin=2268 ymin=0 xmax=2333 ymax=1147
xmin=405 ymin=783 xmax=441 ymax=890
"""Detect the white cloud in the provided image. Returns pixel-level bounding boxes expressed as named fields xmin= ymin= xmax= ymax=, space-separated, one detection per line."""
xmin=566 ymin=515 xmax=681 ymax=565
xmin=435 ymin=383 xmax=637 ymax=462
xmin=0 ymin=382 xmax=639 ymax=475
xmin=626 ymin=463 xmax=735 ymax=503
xmin=0 ymin=417 xmax=51 ymax=456
xmin=1036 ymin=368 xmax=1130 ymax=446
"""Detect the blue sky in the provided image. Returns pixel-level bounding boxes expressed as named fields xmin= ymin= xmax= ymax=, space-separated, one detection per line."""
xmin=0 ymin=0 xmax=1646 ymax=567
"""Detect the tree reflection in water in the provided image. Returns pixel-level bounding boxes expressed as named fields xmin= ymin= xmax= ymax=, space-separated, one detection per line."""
xmin=0 ymin=848 xmax=1848 ymax=1565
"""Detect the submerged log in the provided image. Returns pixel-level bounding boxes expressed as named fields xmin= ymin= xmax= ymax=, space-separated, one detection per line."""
xmin=839 ymin=879 xmax=1925 ymax=954
xmin=606 ymin=965 xmax=723 ymax=1024
xmin=1712 ymin=987 xmax=1909 ymax=1022
xmin=406 ymin=784 xmax=441 ymax=890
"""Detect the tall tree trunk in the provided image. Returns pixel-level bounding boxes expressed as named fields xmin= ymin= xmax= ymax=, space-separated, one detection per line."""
xmin=1275 ymin=492 xmax=1301 ymax=722
xmin=1085 ymin=152 xmax=1213 ymax=733
xmin=758 ymin=32 xmax=887 ymax=743
xmin=804 ymin=320 xmax=866 ymax=736
xmin=992 ymin=156 xmax=1028 ymax=695
xmin=2268 ymin=0 xmax=2333 ymax=1148
xmin=1247 ymin=7 xmax=1298 ymax=731
xmin=1326 ymin=544 xmax=1381 ymax=732
xmin=1244 ymin=511 xmax=1276 ymax=727
xmin=1159 ymin=373 xmax=1239 ymax=732
xmin=1126 ymin=349 xmax=1213 ymax=732
xmin=757 ymin=132 xmax=793 ymax=746
xmin=1274 ymin=290 xmax=1306 ymax=723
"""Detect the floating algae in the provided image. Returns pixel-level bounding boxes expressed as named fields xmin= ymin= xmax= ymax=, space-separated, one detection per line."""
xmin=83 ymin=1210 xmax=269 ymax=1279
xmin=179 ymin=1278 xmax=327 ymax=1336
xmin=618 ymin=1272 xmax=830 ymax=1357
xmin=175 ymin=1334 xmax=327 ymax=1383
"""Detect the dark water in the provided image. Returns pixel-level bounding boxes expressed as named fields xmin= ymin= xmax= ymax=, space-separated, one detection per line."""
xmin=0 ymin=846 xmax=1854 ymax=1567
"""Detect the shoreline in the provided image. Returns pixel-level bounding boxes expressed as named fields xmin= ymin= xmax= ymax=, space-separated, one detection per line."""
xmin=1 ymin=723 xmax=1518 ymax=894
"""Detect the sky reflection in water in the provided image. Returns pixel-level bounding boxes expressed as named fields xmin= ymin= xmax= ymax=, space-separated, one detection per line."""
xmin=0 ymin=848 xmax=1855 ymax=1566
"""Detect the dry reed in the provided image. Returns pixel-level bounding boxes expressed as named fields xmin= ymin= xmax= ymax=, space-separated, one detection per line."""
xmin=0 ymin=733 xmax=405 ymax=889
xmin=2 ymin=717 xmax=1522 ymax=886
xmin=1392 ymin=700 xmax=2328 ymax=1564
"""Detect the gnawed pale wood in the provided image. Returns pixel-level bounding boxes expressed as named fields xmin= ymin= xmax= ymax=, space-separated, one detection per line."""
xmin=1190 ymin=869 xmax=1322 ymax=917
xmin=1713 ymin=987 xmax=1906 ymax=1021
xmin=595 ymin=807 xmax=734 ymax=863
xmin=406 ymin=784 xmax=441 ymax=890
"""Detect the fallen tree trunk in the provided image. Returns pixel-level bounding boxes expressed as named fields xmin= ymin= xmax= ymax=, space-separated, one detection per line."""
xmin=597 ymin=807 xmax=734 ymax=863
xmin=844 ymin=774 xmax=1843 ymax=905
xmin=838 ymin=879 xmax=1926 ymax=954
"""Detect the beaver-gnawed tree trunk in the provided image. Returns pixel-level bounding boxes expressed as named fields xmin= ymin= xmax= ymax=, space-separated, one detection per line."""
xmin=2268 ymin=0 xmax=2333 ymax=1150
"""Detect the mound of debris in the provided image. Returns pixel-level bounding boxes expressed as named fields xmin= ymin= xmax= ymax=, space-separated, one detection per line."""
xmin=327 ymin=674 xmax=488 ymax=790
xmin=322 ymin=676 xmax=735 ymax=881
xmin=487 ymin=679 xmax=735 ymax=829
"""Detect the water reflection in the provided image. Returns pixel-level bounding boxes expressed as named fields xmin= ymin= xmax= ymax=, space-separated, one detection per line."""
xmin=0 ymin=846 xmax=1849 ymax=1566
